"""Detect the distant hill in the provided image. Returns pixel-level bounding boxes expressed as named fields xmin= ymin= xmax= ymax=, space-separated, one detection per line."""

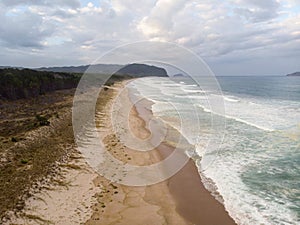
xmin=37 ymin=63 xmax=168 ymax=77
xmin=287 ymin=72 xmax=300 ymax=76
xmin=115 ymin=64 xmax=167 ymax=77
xmin=2 ymin=63 xmax=167 ymax=77
xmin=37 ymin=64 xmax=122 ymax=74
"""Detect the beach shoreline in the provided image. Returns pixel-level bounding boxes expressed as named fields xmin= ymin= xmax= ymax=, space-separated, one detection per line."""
xmin=86 ymin=80 xmax=189 ymax=224
xmin=5 ymin=79 xmax=236 ymax=224
xmin=132 ymin=85 xmax=236 ymax=225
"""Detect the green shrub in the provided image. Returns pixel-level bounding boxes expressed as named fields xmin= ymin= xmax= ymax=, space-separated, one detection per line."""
xmin=21 ymin=159 xmax=29 ymax=164
xmin=36 ymin=115 xmax=50 ymax=126
xmin=11 ymin=137 xmax=18 ymax=142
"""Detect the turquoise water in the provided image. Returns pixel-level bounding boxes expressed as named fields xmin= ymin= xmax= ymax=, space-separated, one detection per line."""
xmin=128 ymin=76 xmax=300 ymax=225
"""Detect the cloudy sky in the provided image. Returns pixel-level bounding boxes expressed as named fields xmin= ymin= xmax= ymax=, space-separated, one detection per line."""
xmin=0 ymin=0 xmax=299 ymax=75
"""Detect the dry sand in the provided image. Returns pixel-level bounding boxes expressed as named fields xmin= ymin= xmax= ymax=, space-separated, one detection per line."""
xmin=6 ymin=151 xmax=101 ymax=225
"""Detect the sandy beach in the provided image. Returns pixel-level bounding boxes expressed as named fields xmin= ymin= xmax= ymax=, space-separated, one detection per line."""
xmin=6 ymin=80 xmax=236 ymax=224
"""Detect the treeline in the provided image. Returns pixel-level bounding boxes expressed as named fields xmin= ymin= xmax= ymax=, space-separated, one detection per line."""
xmin=0 ymin=68 xmax=81 ymax=100
xmin=0 ymin=64 xmax=168 ymax=101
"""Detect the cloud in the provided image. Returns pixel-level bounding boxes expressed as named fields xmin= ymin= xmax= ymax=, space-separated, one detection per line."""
xmin=0 ymin=0 xmax=299 ymax=75
xmin=138 ymin=0 xmax=187 ymax=39
xmin=233 ymin=0 xmax=280 ymax=22
xmin=0 ymin=7 xmax=55 ymax=48
xmin=238 ymin=0 xmax=280 ymax=9
xmin=1 ymin=0 xmax=80 ymax=8
xmin=112 ymin=0 xmax=156 ymax=14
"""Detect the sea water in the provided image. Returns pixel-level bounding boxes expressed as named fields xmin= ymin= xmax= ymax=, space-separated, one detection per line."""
xmin=127 ymin=76 xmax=300 ymax=225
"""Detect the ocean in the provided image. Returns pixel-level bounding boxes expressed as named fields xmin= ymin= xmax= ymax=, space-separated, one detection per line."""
xmin=127 ymin=76 xmax=300 ymax=225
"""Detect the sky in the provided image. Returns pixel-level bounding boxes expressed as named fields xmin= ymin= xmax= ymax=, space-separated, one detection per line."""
xmin=0 ymin=0 xmax=300 ymax=76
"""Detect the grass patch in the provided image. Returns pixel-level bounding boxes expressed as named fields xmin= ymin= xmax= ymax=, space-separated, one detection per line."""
xmin=0 ymin=88 xmax=77 ymax=218
xmin=20 ymin=159 xmax=29 ymax=164
xmin=36 ymin=115 xmax=50 ymax=126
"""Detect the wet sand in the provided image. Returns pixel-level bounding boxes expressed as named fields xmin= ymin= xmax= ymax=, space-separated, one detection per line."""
xmin=134 ymin=96 xmax=236 ymax=225
xmin=164 ymin=150 xmax=236 ymax=224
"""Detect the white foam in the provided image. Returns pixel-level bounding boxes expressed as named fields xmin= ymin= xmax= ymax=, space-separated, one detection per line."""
xmin=195 ymin=103 xmax=275 ymax=132
xmin=223 ymin=96 xmax=240 ymax=102
xmin=185 ymin=84 xmax=198 ymax=87
xmin=130 ymin=76 xmax=300 ymax=133
xmin=196 ymin=92 xmax=300 ymax=132
xmin=181 ymin=89 xmax=206 ymax=94
xmin=201 ymin=149 xmax=299 ymax=225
